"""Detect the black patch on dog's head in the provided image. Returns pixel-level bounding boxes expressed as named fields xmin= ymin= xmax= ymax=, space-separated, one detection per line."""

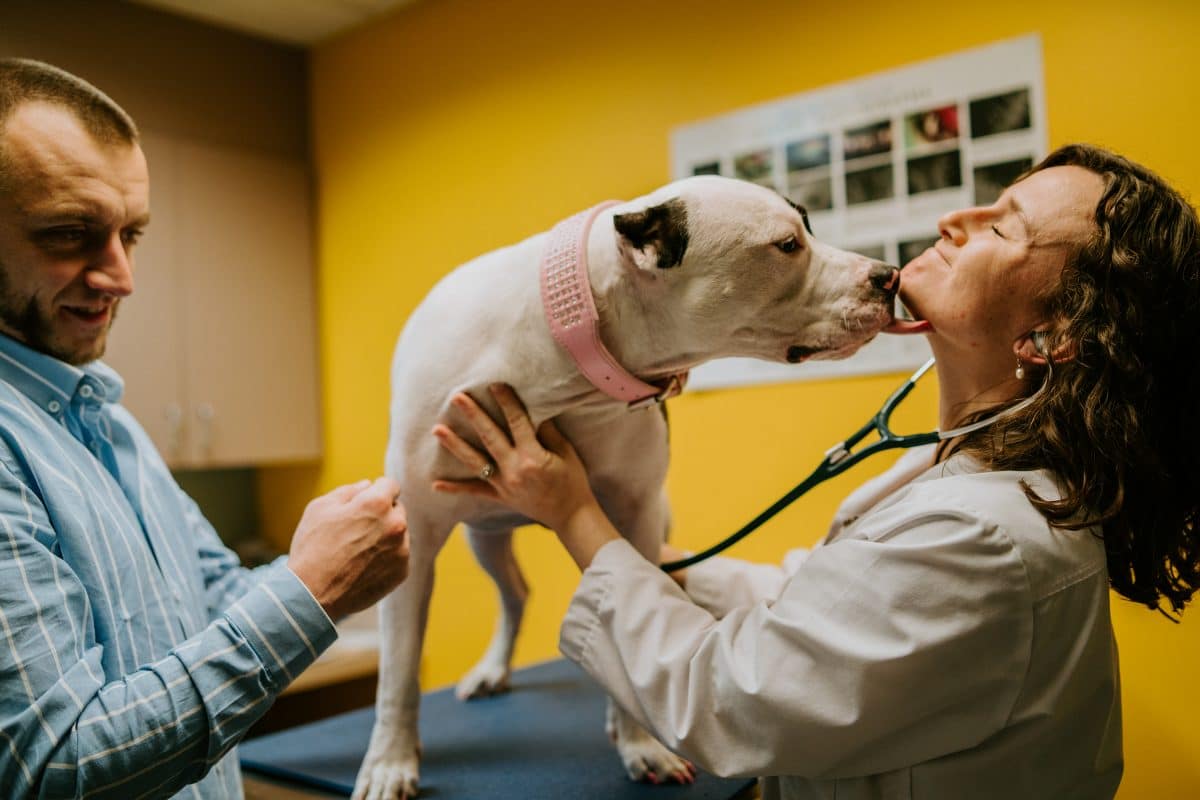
xmin=613 ymin=198 xmax=689 ymax=269
xmin=785 ymin=198 xmax=813 ymax=234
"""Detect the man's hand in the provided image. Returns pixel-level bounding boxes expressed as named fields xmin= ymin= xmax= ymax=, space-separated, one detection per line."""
xmin=287 ymin=477 xmax=410 ymax=619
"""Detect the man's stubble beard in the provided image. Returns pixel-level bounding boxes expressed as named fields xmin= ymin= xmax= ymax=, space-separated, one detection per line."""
xmin=0 ymin=259 xmax=117 ymax=365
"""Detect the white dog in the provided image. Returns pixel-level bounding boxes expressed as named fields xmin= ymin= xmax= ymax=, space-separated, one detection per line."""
xmin=353 ymin=176 xmax=901 ymax=799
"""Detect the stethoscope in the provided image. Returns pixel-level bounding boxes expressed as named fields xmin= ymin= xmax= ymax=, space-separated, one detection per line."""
xmin=660 ymin=340 xmax=1049 ymax=573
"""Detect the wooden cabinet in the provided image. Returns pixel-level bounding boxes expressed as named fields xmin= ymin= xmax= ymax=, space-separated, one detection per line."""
xmin=104 ymin=131 xmax=322 ymax=467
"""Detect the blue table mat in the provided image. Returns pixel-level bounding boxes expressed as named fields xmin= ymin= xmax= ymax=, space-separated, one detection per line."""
xmin=240 ymin=658 xmax=754 ymax=798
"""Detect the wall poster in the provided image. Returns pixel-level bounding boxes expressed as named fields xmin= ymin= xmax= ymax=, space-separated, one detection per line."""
xmin=671 ymin=34 xmax=1047 ymax=390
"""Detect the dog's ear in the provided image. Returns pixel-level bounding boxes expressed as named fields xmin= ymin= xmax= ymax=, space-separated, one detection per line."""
xmin=613 ymin=198 xmax=689 ymax=271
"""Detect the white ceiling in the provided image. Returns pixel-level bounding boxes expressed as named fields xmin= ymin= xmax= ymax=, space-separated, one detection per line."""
xmin=128 ymin=0 xmax=418 ymax=46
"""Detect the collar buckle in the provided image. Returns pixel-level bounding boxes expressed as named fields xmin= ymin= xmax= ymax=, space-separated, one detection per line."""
xmin=627 ymin=373 xmax=688 ymax=410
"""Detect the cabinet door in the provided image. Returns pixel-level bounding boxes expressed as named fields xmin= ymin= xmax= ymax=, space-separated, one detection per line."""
xmin=103 ymin=131 xmax=188 ymax=461
xmin=173 ymin=141 xmax=322 ymax=466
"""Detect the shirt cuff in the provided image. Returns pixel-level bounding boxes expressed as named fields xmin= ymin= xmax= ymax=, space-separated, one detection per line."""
xmin=559 ymin=538 xmax=650 ymax=665
xmin=224 ymin=560 xmax=339 ymax=691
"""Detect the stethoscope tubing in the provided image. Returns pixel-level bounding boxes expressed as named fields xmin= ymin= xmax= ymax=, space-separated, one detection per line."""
xmin=660 ymin=358 xmax=939 ymax=573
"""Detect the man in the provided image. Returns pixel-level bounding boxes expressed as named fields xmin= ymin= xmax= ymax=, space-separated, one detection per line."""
xmin=0 ymin=58 xmax=410 ymax=797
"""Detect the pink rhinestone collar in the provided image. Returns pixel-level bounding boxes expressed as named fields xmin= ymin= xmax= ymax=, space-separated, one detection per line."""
xmin=540 ymin=201 xmax=688 ymax=409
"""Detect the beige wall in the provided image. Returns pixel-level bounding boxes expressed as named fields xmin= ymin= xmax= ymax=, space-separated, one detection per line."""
xmin=0 ymin=0 xmax=308 ymax=159
xmin=2 ymin=0 xmax=316 ymax=542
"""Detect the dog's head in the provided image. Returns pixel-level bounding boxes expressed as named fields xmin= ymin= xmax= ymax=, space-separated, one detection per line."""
xmin=611 ymin=175 xmax=899 ymax=364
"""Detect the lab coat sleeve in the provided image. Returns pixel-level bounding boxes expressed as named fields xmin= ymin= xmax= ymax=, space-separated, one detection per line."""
xmin=680 ymin=444 xmax=937 ymax=619
xmin=559 ymin=494 xmax=1033 ymax=780
xmin=684 ymin=549 xmax=811 ymax=618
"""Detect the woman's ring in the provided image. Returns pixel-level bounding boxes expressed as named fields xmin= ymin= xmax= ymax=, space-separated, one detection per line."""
xmin=478 ymin=462 xmax=496 ymax=481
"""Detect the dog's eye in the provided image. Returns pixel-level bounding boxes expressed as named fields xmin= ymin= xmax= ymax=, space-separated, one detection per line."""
xmin=775 ymin=236 xmax=800 ymax=254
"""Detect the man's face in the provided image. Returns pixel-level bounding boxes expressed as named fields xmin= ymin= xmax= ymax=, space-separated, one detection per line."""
xmin=0 ymin=101 xmax=148 ymax=365
xmin=898 ymin=165 xmax=1104 ymax=360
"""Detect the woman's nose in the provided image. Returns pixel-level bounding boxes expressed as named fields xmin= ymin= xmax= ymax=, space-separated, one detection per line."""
xmin=937 ymin=207 xmax=971 ymax=246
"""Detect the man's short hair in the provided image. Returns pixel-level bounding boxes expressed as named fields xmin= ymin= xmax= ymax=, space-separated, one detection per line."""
xmin=0 ymin=58 xmax=139 ymax=187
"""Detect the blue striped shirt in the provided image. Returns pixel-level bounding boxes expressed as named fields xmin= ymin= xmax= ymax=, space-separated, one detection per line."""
xmin=0 ymin=334 xmax=338 ymax=798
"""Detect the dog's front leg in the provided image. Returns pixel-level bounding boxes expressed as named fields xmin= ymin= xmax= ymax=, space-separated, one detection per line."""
xmin=353 ymin=517 xmax=451 ymax=800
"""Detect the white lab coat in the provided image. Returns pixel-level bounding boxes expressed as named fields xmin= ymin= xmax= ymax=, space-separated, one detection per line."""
xmin=559 ymin=446 xmax=1122 ymax=799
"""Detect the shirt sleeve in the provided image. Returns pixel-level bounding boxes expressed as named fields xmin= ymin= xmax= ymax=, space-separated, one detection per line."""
xmin=180 ymin=471 xmax=334 ymax=635
xmin=0 ymin=464 xmax=338 ymax=798
xmin=559 ymin=492 xmax=1033 ymax=780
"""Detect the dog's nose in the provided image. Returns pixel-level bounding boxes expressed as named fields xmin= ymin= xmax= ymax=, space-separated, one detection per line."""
xmin=869 ymin=263 xmax=900 ymax=295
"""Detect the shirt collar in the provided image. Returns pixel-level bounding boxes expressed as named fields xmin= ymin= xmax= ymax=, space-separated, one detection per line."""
xmin=0 ymin=333 xmax=124 ymax=415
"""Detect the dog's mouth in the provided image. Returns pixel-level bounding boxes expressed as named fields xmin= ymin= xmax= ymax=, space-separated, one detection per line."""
xmin=884 ymin=298 xmax=932 ymax=335
xmin=786 ymin=345 xmax=820 ymax=363
xmin=787 ymin=296 xmax=928 ymax=362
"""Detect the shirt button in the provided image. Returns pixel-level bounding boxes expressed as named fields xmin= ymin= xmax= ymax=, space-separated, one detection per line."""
xmin=47 ymin=400 xmax=61 ymax=414
xmin=79 ymin=385 xmax=93 ymax=398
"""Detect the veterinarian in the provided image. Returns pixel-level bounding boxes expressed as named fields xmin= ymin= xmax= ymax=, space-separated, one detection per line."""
xmin=434 ymin=143 xmax=1200 ymax=798
xmin=0 ymin=59 xmax=411 ymax=798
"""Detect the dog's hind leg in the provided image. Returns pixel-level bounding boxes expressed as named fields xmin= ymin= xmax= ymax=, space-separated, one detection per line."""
xmin=456 ymin=526 xmax=527 ymax=700
xmin=353 ymin=515 xmax=453 ymax=800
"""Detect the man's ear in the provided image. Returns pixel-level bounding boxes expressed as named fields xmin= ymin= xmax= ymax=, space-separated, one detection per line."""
xmin=1015 ymin=328 xmax=1075 ymax=364
xmin=612 ymin=197 xmax=689 ymax=271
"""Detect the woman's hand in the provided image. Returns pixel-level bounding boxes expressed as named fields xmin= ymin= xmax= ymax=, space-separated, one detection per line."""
xmin=431 ymin=384 xmax=620 ymax=568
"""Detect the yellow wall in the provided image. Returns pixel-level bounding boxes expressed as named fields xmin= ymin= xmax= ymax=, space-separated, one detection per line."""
xmin=288 ymin=0 xmax=1200 ymax=794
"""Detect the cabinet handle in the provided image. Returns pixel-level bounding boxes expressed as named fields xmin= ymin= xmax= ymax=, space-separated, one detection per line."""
xmin=195 ymin=402 xmax=215 ymax=459
xmin=164 ymin=403 xmax=183 ymax=458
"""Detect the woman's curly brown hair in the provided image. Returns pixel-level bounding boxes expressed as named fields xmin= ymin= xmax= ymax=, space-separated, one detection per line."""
xmin=951 ymin=143 xmax=1200 ymax=616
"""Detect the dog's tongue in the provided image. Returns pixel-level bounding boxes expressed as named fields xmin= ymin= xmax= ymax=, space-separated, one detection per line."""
xmin=884 ymin=318 xmax=932 ymax=334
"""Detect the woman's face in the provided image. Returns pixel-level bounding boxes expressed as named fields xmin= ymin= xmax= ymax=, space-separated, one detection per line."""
xmin=898 ymin=165 xmax=1104 ymax=362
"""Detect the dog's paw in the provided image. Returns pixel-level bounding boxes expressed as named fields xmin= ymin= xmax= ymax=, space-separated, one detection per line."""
xmin=455 ymin=661 xmax=512 ymax=700
xmin=616 ymin=735 xmax=697 ymax=786
xmin=351 ymin=758 xmax=419 ymax=800
xmin=352 ymin=729 xmax=421 ymax=800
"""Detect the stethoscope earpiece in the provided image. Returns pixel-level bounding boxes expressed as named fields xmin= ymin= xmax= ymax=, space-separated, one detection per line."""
xmin=1031 ymin=330 xmax=1050 ymax=358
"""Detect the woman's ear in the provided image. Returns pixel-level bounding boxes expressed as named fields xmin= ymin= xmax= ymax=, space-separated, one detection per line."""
xmin=1015 ymin=329 xmax=1075 ymax=364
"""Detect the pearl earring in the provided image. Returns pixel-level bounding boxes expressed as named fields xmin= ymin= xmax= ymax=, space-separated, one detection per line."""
xmin=1015 ymin=358 xmax=1025 ymax=380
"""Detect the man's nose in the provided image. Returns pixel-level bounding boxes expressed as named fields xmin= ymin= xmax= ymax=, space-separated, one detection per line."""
xmin=87 ymin=234 xmax=135 ymax=297
xmin=869 ymin=262 xmax=900 ymax=295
